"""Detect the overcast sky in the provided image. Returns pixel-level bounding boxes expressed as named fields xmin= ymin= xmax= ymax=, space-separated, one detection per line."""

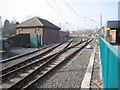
xmin=0 ymin=0 xmax=119 ymax=30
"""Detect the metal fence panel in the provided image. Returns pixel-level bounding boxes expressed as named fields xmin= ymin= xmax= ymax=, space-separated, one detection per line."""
xmin=37 ymin=35 xmax=41 ymax=46
xmin=99 ymin=37 xmax=120 ymax=89
xmin=30 ymin=34 xmax=38 ymax=48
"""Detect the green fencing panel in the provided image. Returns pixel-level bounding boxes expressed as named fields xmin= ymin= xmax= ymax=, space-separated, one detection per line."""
xmin=30 ymin=34 xmax=41 ymax=48
xmin=37 ymin=35 xmax=41 ymax=46
xmin=99 ymin=37 xmax=120 ymax=89
xmin=30 ymin=33 xmax=38 ymax=48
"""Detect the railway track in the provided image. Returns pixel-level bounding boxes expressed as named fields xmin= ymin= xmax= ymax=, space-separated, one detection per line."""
xmin=1 ymin=42 xmax=65 ymax=70
xmin=0 ymin=38 xmax=75 ymax=88
xmin=5 ymin=37 xmax=77 ymax=63
xmin=1 ymin=38 xmax=92 ymax=89
xmin=1 ymin=39 xmax=73 ymax=73
xmin=1 ymin=42 xmax=63 ymax=63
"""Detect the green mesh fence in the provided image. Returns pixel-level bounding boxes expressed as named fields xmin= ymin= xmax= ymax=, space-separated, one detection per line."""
xmin=99 ymin=37 xmax=120 ymax=89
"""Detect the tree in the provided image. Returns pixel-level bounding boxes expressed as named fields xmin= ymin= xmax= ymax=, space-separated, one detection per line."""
xmin=15 ymin=22 xmax=19 ymax=25
xmin=4 ymin=20 xmax=10 ymax=26
xmin=2 ymin=19 xmax=17 ymax=37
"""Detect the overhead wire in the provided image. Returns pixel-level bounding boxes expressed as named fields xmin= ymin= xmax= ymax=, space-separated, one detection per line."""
xmin=45 ymin=0 xmax=61 ymax=18
xmin=45 ymin=0 xmax=99 ymax=29
xmin=61 ymin=0 xmax=88 ymax=30
xmin=61 ymin=0 xmax=100 ymax=27
xmin=84 ymin=17 xmax=100 ymax=24
xmin=52 ymin=0 xmax=61 ymax=12
xmin=45 ymin=0 xmax=74 ymax=30
xmin=45 ymin=1 xmax=67 ymax=22
xmin=45 ymin=0 xmax=68 ymax=29
xmin=61 ymin=0 xmax=85 ymax=22
xmin=51 ymin=0 xmax=74 ymax=30
xmin=51 ymin=0 xmax=69 ymax=22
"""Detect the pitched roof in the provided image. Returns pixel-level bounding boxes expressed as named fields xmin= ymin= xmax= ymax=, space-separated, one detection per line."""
xmin=15 ymin=17 xmax=60 ymax=29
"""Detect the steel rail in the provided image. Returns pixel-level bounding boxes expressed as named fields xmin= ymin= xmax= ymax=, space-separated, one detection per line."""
xmin=24 ymin=39 xmax=93 ymax=89
xmin=1 ymin=53 xmax=56 ymax=81
xmin=1 ymin=39 xmax=74 ymax=81
xmin=1 ymin=41 xmax=64 ymax=63
xmin=7 ymin=38 xmax=90 ymax=89
xmin=1 ymin=39 xmax=72 ymax=75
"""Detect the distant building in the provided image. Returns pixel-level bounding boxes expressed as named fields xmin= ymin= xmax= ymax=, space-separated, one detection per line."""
xmin=15 ymin=17 xmax=60 ymax=45
xmin=59 ymin=31 xmax=70 ymax=41
xmin=104 ymin=20 xmax=120 ymax=44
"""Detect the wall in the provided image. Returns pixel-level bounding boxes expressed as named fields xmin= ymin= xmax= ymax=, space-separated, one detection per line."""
xmin=59 ymin=31 xmax=70 ymax=41
xmin=43 ymin=28 xmax=59 ymax=45
xmin=16 ymin=28 xmax=43 ymax=36
xmin=16 ymin=27 xmax=60 ymax=45
xmin=8 ymin=34 xmax=30 ymax=47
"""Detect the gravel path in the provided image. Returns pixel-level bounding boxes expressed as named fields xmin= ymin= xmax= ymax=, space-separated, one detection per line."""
xmin=1 ymin=48 xmax=40 ymax=69
xmin=90 ymin=45 xmax=103 ymax=89
xmin=1 ymin=47 xmax=39 ymax=60
xmin=33 ymin=44 xmax=94 ymax=88
xmin=1 ymin=41 xmax=70 ymax=70
xmin=1 ymin=44 xmax=56 ymax=70
xmin=10 ymin=47 xmax=38 ymax=56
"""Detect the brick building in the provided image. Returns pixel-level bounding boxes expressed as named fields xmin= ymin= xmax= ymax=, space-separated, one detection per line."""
xmin=59 ymin=31 xmax=70 ymax=41
xmin=15 ymin=17 xmax=60 ymax=45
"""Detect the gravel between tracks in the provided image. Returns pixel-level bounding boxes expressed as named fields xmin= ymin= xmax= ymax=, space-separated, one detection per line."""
xmin=34 ymin=43 xmax=94 ymax=88
xmin=1 ymin=47 xmax=38 ymax=60
xmin=1 ymin=45 xmax=55 ymax=70
xmin=90 ymin=45 xmax=103 ymax=89
xmin=1 ymin=41 xmax=70 ymax=70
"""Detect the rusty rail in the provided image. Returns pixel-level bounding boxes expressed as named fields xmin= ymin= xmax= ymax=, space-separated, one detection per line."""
xmin=6 ymin=38 xmax=92 ymax=89
xmin=1 ymin=39 xmax=75 ymax=82
xmin=1 ymin=40 xmax=70 ymax=75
